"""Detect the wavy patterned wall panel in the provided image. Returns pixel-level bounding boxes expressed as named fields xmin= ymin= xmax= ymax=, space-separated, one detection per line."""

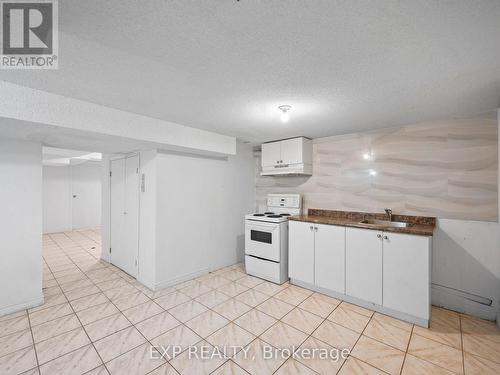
xmin=255 ymin=112 xmax=498 ymax=221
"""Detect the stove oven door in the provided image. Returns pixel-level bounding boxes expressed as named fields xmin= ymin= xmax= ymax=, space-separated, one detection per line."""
xmin=245 ymin=220 xmax=281 ymax=262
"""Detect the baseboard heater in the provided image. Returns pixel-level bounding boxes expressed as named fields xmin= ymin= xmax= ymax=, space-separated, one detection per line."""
xmin=432 ymin=283 xmax=492 ymax=306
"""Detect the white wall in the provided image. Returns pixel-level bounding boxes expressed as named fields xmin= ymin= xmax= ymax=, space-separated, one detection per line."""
xmin=43 ymin=162 xmax=102 ymax=233
xmin=0 ymin=138 xmax=43 ymax=315
xmin=100 ymin=143 xmax=255 ymax=289
xmin=154 ymin=142 xmax=255 ymax=288
xmin=432 ymin=219 xmax=500 ymax=320
xmin=431 ymin=110 xmax=500 ymax=321
xmin=137 ymin=150 xmax=157 ymax=289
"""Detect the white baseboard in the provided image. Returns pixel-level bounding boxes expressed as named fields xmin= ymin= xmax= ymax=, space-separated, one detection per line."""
xmin=431 ymin=285 xmax=497 ymax=321
xmin=154 ymin=268 xmax=209 ymax=291
xmin=137 ymin=275 xmax=156 ymax=291
xmin=0 ymin=295 xmax=44 ymax=317
xmin=291 ymin=279 xmax=429 ymax=328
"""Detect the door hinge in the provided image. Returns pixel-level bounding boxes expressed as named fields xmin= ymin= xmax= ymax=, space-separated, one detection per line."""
xmin=136 ymin=168 xmax=139 ymax=174
xmin=135 ymin=259 xmax=138 ymax=267
xmin=109 ymin=171 xmax=112 ymax=177
xmin=109 ymin=247 xmax=112 ymax=253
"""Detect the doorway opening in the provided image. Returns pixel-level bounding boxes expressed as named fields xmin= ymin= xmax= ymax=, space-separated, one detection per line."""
xmin=42 ymin=147 xmax=103 ymax=236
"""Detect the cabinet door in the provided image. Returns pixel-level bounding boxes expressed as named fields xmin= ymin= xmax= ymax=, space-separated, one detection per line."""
xmin=346 ymin=227 xmax=382 ymax=305
xmin=315 ymin=224 xmax=345 ymax=293
xmin=261 ymin=142 xmax=281 ymax=168
xmin=289 ymin=220 xmax=315 ymax=284
xmin=280 ymin=138 xmax=303 ymax=165
xmin=383 ymin=232 xmax=430 ymax=319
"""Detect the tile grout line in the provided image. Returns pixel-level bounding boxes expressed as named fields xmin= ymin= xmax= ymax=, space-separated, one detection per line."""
xmin=401 ymin=317 xmax=466 ymax=375
xmin=269 ymin=295 xmax=331 ymax=375
xmin=59 ymin=231 xmax=167 ymax=374
xmin=398 ymin=323 xmax=415 ymax=375
xmin=164 ymin=275 xmax=257 ymax=374
xmin=335 ymin=307 xmax=377 ymax=374
xmin=41 ymin=232 xmax=107 ymax=374
xmin=25 ymin=305 xmax=41 ymax=374
xmin=459 ymin=315 xmax=465 ymax=375
xmin=40 ymin=244 xmax=363 ymax=374
xmin=14 ymin=230 xmax=497 ymax=375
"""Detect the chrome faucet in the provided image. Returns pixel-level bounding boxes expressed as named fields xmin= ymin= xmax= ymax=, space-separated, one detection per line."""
xmin=384 ymin=208 xmax=393 ymax=222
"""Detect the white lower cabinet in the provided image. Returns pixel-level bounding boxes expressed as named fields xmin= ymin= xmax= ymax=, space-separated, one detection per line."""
xmin=289 ymin=221 xmax=346 ymax=293
xmin=382 ymin=232 xmax=431 ymax=319
xmin=288 ymin=221 xmax=315 ymax=284
xmin=289 ymin=221 xmax=431 ymax=325
xmin=315 ymin=223 xmax=345 ymax=293
xmin=345 ymin=227 xmax=383 ymax=305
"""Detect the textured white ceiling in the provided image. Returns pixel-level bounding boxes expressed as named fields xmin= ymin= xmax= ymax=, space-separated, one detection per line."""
xmin=1 ymin=0 xmax=499 ymax=143
xmin=42 ymin=147 xmax=102 ymax=166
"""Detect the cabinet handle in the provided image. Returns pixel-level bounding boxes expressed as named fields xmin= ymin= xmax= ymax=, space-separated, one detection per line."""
xmin=383 ymin=235 xmax=388 ymax=240
xmin=314 ymin=227 xmax=318 ymax=231
xmin=377 ymin=234 xmax=382 ymax=238
xmin=309 ymin=225 xmax=314 ymax=231
xmin=280 ymin=160 xmax=283 ymax=163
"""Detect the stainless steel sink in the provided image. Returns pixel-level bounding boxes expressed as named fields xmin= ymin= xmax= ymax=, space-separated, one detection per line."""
xmin=359 ymin=219 xmax=413 ymax=228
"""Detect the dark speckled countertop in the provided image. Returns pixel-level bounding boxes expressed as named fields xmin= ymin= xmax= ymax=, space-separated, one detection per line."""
xmin=289 ymin=209 xmax=435 ymax=236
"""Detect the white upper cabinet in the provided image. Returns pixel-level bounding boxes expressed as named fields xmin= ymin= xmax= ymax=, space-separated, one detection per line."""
xmin=261 ymin=142 xmax=281 ymax=168
xmin=280 ymin=137 xmax=307 ymax=165
xmin=261 ymin=137 xmax=312 ymax=175
xmin=345 ymin=227 xmax=383 ymax=305
xmin=382 ymin=232 xmax=431 ymax=319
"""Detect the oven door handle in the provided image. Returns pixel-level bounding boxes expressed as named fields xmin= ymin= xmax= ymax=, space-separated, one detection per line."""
xmin=247 ymin=223 xmax=278 ymax=232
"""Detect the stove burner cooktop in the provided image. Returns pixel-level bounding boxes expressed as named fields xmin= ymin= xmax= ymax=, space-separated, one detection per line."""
xmin=253 ymin=214 xmax=265 ymax=216
xmin=264 ymin=212 xmax=275 ymax=215
xmin=267 ymin=215 xmax=283 ymax=218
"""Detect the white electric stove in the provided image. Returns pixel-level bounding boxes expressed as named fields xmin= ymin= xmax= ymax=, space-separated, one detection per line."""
xmin=244 ymin=194 xmax=302 ymax=284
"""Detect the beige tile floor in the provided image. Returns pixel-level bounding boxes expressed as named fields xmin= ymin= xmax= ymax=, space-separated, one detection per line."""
xmin=1 ymin=230 xmax=500 ymax=375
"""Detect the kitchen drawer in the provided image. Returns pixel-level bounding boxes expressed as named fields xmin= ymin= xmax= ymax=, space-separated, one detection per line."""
xmin=245 ymin=255 xmax=282 ymax=284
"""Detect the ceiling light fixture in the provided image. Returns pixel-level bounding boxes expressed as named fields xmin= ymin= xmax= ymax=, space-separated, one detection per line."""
xmin=278 ymin=105 xmax=292 ymax=123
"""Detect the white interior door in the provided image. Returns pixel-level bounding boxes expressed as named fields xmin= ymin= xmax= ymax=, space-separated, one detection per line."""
xmin=110 ymin=155 xmax=139 ymax=277
xmin=71 ymin=163 xmax=102 ymax=229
